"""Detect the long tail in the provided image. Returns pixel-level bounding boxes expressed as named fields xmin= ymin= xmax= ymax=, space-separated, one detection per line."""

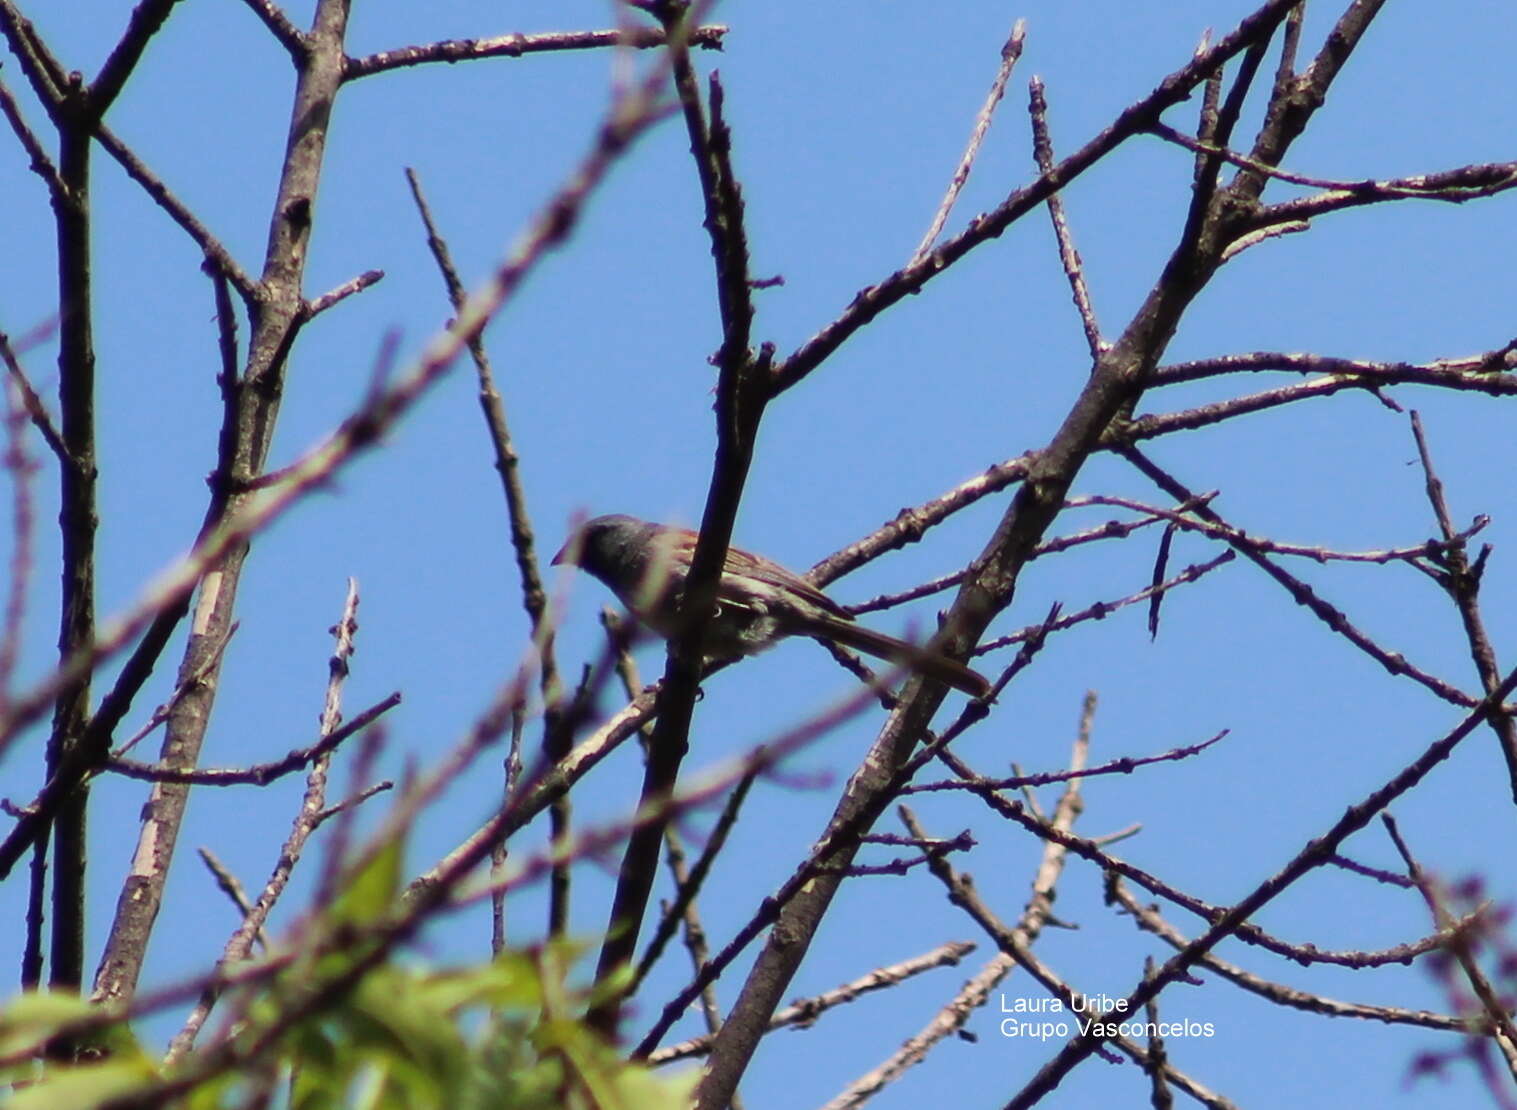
xmin=800 ymin=616 xmax=990 ymax=698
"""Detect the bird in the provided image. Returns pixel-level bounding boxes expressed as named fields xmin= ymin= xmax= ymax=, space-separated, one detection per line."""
xmin=552 ymin=514 xmax=990 ymax=697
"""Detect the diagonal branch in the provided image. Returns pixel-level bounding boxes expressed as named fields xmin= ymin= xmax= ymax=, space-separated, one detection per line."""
xmin=236 ymin=0 xmax=305 ymax=58
xmin=910 ymin=19 xmax=1025 ymax=265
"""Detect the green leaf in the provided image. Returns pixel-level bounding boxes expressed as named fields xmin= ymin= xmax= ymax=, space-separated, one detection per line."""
xmin=5 ymin=1057 xmax=159 ymax=1110
xmin=328 ymin=832 xmax=405 ymax=927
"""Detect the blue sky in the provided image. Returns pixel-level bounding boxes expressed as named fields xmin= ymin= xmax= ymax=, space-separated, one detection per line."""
xmin=3 ymin=1 xmax=1517 ymax=1106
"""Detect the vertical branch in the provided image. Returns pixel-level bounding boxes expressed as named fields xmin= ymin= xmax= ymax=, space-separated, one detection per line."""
xmin=166 ymin=580 xmax=362 ymax=1062
xmin=1408 ymin=413 xmax=1517 ymax=801
xmin=0 ymin=0 xmax=213 ymax=1005
xmin=47 ymin=80 xmax=97 ymax=997
xmin=23 ymin=841 xmax=46 ymax=989
xmin=403 ymin=166 xmax=571 ymax=937
xmin=4 ymin=339 xmax=46 ymax=994
xmin=0 ymin=366 xmax=40 ymax=707
xmin=92 ymin=0 xmax=356 ymax=1008
xmin=491 ymin=709 xmax=526 ymax=955
xmin=1193 ymin=30 xmax=1221 ymax=183
xmin=589 ymin=0 xmax=762 ymax=1036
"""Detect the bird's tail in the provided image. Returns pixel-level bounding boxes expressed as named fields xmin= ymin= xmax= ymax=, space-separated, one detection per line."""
xmin=801 ymin=616 xmax=990 ymax=698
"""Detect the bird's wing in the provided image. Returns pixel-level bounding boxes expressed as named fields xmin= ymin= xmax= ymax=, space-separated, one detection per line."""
xmin=721 ymin=545 xmax=852 ymax=620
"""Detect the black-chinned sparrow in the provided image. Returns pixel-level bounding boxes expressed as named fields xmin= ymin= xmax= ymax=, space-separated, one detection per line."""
xmin=552 ymin=514 xmax=990 ymax=698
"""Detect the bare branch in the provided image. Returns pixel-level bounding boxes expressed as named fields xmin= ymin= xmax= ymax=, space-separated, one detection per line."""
xmin=106 ymin=690 xmax=397 ymax=786
xmin=1408 ymin=412 xmax=1517 ymax=801
xmin=87 ymin=0 xmax=184 ymax=119
xmin=589 ymin=0 xmax=758 ymax=1036
xmin=1153 ymin=120 xmax=1517 ymax=200
xmin=771 ymin=0 xmax=1307 ymax=396
xmin=1107 ymin=874 xmax=1467 ymax=1032
xmin=1078 ymin=493 xmax=1489 ymax=567
xmin=910 ymin=20 xmax=1025 ymax=265
xmin=0 ymin=69 xmax=62 ymax=198
xmin=1383 ymin=814 xmax=1517 ymax=1087
xmin=1120 ymin=447 xmax=1482 ymax=711
xmin=648 ymin=940 xmax=977 ymax=1066
xmin=977 ymin=550 xmax=1235 ymax=654
xmin=1251 ymin=161 xmax=1517 ymax=226
xmin=196 ymin=848 xmax=267 ymax=950
xmin=343 ymin=24 xmax=728 ymax=80
xmin=166 ymin=579 xmax=363 ymax=1059
xmin=236 ymin=0 xmax=305 ymax=57
xmin=93 ymin=122 xmax=259 ymax=302
xmin=941 ymin=743 xmax=1467 ymax=971
xmin=907 ymin=728 xmax=1228 ymax=795
xmin=1028 ymin=75 xmax=1103 ymax=357
xmin=304 ymin=269 xmax=384 ymax=318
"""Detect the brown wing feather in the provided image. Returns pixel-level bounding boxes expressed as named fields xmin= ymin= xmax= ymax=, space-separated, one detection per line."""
xmin=721 ymin=544 xmax=850 ymax=618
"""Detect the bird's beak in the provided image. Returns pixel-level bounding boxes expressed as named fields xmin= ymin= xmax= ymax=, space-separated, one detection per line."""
xmin=550 ymin=544 xmax=567 ymax=567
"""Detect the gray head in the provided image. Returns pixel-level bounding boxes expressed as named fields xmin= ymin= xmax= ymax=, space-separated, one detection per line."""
xmin=551 ymin=514 xmax=661 ymax=587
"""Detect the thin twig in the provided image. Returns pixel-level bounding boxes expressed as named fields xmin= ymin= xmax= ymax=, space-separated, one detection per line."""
xmin=648 ymin=940 xmax=977 ymax=1066
xmin=1028 ymin=75 xmax=1102 ymax=357
xmin=907 ymin=728 xmax=1228 ymax=794
xmin=0 ymin=325 xmax=67 ymax=466
xmin=910 ymin=20 xmax=1025 ymax=265
xmin=977 ymin=550 xmax=1235 ymax=654
xmin=236 ymin=0 xmax=304 ymax=57
xmin=1408 ymin=412 xmax=1517 ymax=801
xmin=109 ymin=621 xmax=240 ymax=759
xmin=1120 ymin=447 xmax=1481 ymax=711
xmin=405 ymin=163 xmax=572 ymax=933
xmin=343 ymin=24 xmax=728 ymax=80
xmin=0 ymin=374 xmax=40 ymax=703
xmin=1151 ymin=121 xmax=1517 ymax=204
xmin=304 ymin=269 xmax=384 ymax=318
xmin=197 ymin=848 xmax=268 ymax=951
xmin=166 ymin=580 xmax=363 ymax=1060
xmin=1384 ymin=814 xmax=1517 ymax=1078
xmin=311 ymin=779 xmax=393 ymax=826
xmin=107 ymin=690 xmax=397 ymax=785
xmin=1080 ymin=492 xmax=1488 ymax=567
xmin=0 ymin=68 xmax=63 ymax=199
xmin=93 ymin=121 xmax=259 ymax=302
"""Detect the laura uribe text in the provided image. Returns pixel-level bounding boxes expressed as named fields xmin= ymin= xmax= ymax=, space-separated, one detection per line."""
xmin=998 ymin=994 xmax=1216 ymax=1040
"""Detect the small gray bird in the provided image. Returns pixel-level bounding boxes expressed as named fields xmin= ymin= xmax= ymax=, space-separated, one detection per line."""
xmin=552 ymin=514 xmax=990 ymax=698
